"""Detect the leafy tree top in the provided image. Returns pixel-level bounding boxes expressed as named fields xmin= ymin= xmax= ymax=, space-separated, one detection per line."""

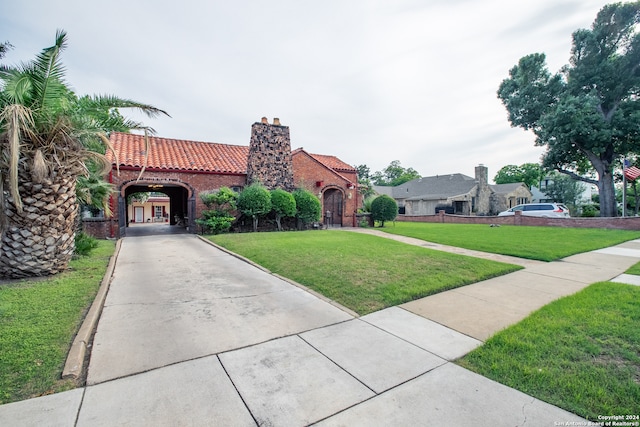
xmin=494 ymin=163 xmax=543 ymax=189
xmin=497 ymin=2 xmax=640 ymax=217
xmin=371 ymin=160 xmax=421 ymax=186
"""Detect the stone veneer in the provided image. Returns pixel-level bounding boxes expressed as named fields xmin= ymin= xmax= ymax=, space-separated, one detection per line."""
xmin=246 ymin=118 xmax=294 ymax=190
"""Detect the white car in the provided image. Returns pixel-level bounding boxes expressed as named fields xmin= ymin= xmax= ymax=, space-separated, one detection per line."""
xmin=498 ymin=203 xmax=570 ymax=218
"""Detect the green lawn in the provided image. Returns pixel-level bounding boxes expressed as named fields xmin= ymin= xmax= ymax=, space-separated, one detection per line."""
xmin=209 ymin=231 xmax=520 ymax=315
xmin=0 ymin=240 xmax=115 ymax=404
xmin=626 ymin=260 xmax=640 ymax=276
xmin=379 ymin=222 xmax=640 ymax=261
xmin=458 ymin=282 xmax=640 ymax=420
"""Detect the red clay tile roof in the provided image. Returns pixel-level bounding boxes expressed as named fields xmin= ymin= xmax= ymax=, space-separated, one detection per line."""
xmin=108 ymin=132 xmax=355 ymax=176
xmin=308 ymin=153 xmax=356 ymax=172
xmin=108 ymin=132 xmax=249 ymax=174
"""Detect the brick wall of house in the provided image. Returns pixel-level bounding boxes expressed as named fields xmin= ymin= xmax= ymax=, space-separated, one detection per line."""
xmin=292 ymin=153 xmax=358 ymax=226
xmin=108 ymin=168 xmax=246 ymax=237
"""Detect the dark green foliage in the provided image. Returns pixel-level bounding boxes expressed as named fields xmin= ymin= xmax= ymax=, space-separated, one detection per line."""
xmin=497 ymin=2 xmax=640 ymax=217
xmin=237 ymin=183 xmax=272 ymax=232
xmin=355 ymin=164 xmax=375 ymax=198
xmin=371 ymin=160 xmax=421 ymax=186
xmin=371 ymin=194 xmax=398 ymax=227
xmin=270 ymin=189 xmax=296 ymax=231
xmin=74 ymin=232 xmax=98 ymax=257
xmin=292 ymin=188 xmax=321 ymax=227
xmin=0 ymin=41 xmax=12 ymax=60
xmin=196 ymin=187 xmax=238 ymax=234
xmin=494 ymin=163 xmax=543 ymax=189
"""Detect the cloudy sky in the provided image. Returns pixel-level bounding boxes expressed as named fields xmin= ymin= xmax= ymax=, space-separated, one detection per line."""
xmin=2 ymin=0 xmax=611 ymax=182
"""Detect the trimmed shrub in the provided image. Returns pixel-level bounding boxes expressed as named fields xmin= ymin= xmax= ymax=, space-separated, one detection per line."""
xmin=371 ymin=194 xmax=398 ymax=227
xmin=292 ymin=189 xmax=321 ymax=228
xmin=271 ymin=189 xmax=297 ymax=231
xmin=238 ymin=183 xmax=272 ymax=232
xmin=196 ymin=187 xmax=238 ymax=234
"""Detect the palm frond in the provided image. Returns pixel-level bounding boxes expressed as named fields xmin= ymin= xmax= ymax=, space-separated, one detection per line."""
xmin=0 ymin=67 xmax=34 ymax=105
xmin=85 ymin=94 xmax=171 ymax=119
xmin=77 ymin=173 xmax=114 ymax=216
xmin=0 ymin=104 xmax=36 ymax=212
xmin=31 ymin=29 xmax=69 ymax=113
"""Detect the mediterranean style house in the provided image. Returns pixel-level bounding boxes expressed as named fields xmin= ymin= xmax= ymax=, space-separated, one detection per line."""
xmin=375 ymin=165 xmax=532 ymax=216
xmin=102 ymin=118 xmax=358 ymax=237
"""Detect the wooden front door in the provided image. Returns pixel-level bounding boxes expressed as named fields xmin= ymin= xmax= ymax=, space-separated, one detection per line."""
xmin=323 ymin=190 xmax=343 ymax=227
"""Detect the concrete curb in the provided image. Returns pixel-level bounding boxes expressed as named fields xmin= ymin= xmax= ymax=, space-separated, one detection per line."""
xmin=196 ymin=235 xmax=359 ymax=318
xmin=62 ymin=238 xmax=123 ymax=380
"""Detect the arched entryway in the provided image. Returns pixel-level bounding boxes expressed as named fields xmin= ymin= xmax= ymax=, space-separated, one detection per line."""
xmin=323 ymin=188 xmax=344 ymax=227
xmin=118 ymin=179 xmax=195 ymax=237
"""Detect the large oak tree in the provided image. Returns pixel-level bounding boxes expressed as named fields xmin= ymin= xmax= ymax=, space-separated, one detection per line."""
xmin=498 ymin=2 xmax=640 ymax=217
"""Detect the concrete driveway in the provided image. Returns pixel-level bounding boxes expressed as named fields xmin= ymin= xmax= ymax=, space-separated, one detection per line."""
xmin=87 ymin=233 xmax=353 ymax=384
xmin=0 ymin=232 xmax=599 ymax=426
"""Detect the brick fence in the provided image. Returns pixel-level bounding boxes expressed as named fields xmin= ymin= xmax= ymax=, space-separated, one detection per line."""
xmin=82 ymin=218 xmax=116 ymax=239
xmin=396 ymin=211 xmax=640 ymax=230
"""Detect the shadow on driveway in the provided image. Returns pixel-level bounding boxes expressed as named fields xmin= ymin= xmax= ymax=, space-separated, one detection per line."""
xmin=124 ymin=223 xmax=190 ymax=237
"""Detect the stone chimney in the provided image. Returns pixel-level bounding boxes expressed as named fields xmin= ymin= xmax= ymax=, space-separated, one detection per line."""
xmin=474 ymin=164 xmax=491 ymax=214
xmin=246 ymin=118 xmax=294 ymax=190
xmin=475 ymin=164 xmax=488 ymax=187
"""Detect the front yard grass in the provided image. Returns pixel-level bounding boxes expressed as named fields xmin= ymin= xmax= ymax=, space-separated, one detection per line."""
xmin=0 ymin=240 xmax=115 ymax=405
xmin=458 ymin=282 xmax=640 ymax=420
xmin=379 ymin=222 xmax=640 ymax=261
xmin=208 ymin=231 xmax=520 ymax=315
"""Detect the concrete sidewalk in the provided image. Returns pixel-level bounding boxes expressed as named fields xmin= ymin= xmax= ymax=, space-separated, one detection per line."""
xmin=2 ymin=233 xmax=639 ymax=426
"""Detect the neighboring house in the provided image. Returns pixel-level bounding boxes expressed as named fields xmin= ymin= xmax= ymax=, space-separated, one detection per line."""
xmin=531 ymin=176 xmax=596 ymax=203
xmin=375 ymin=165 xmax=532 ymax=216
xmin=104 ymin=118 xmax=358 ymax=237
xmin=128 ymin=194 xmax=171 ymax=223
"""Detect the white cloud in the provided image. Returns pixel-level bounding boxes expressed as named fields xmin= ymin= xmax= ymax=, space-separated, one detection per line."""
xmin=0 ymin=0 xmax=610 ymax=182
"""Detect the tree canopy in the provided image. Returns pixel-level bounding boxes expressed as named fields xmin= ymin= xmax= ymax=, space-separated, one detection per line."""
xmin=494 ymin=163 xmax=543 ymax=189
xmin=497 ymin=2 xmax=640 ymax=217
xmin=371 ymin=160 xmax=421 ymax=186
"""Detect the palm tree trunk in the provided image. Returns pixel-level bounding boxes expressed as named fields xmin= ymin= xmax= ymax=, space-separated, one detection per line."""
xmin=0 ymin=164 xmax=78 ymax=278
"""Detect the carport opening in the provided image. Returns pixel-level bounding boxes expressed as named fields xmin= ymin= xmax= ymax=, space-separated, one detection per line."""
xmin=123 ymin=184 xmax=190 ymax=229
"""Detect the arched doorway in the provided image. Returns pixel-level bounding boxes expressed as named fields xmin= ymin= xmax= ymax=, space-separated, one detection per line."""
xmin=118 ymin=180 xmax=195 ymax=237
xmin=323 ymin=188 xmax=344 ymax=227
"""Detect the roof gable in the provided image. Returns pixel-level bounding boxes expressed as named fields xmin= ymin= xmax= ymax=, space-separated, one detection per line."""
xmin=291 ymin=148 xmax=356 ymax=184
xmin=490 ymin=182 xmax=528 ymax=194
xmin=389 ymin=174 xmax=476 ymax=199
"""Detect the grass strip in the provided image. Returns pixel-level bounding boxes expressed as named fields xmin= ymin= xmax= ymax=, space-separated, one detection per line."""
xmin=0 ymin=240 xmax=115 ymax=404
xmin=379 ymin=222 xmax=640 ymax=261
xmin=209 ymin=230 xmax=520 ymax=315
xmin=458 ymin=282 xmax=640 ymax=420
xmin=625 ymin=260 xmax=640 ymax=276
